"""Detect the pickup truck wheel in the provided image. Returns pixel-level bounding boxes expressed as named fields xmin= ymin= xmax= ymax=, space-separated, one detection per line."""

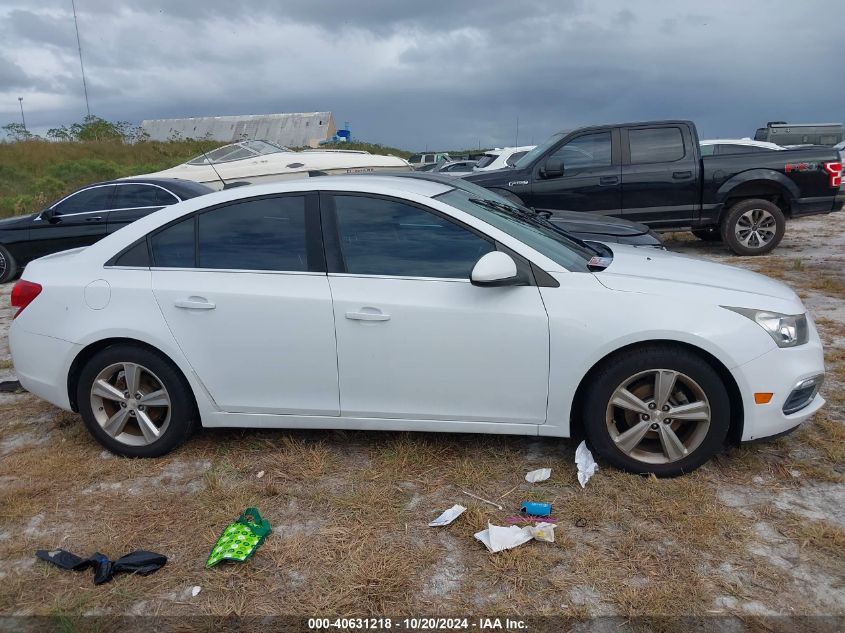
xmin=720 ymin=199 xmax=785 ymax=256
xmin=691 ymin=228 xmax=721 ymax=242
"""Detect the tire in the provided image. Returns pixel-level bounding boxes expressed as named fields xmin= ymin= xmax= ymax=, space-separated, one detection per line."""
xmin=76 ymin=344 xmax=197 ymax=457
xmin=0 ymin=245 xmax=18 ymax=284
xmin=720 ymin=199 xmax=785 ymax=256
xmin=581 ymin=345 xmax=731 ymax=477
xmin=691 ymin=228 xmax=721 ymax=242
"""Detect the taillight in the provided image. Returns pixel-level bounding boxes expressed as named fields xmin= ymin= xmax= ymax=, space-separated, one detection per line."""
xmin=823 ymin=161 xmax=842 ymax=188
xmin=10 ymin=280 xmax=42 ymax=319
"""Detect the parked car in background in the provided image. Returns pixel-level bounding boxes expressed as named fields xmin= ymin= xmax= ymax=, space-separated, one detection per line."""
xmin=10 ymin=175 xmax=824 ymax=476
xmin=699 ymin=139 xmax=783 ymax=155
xmin=431 ymin=160 xmax=478 ymax=175
xmin=132 ymin=140 xmax=411 ymax=190
xmin=408 ymin=152 xmax=451 ymax=169
xmin=465 ymin=120 xmax=843 ymax=255
xmin=0 ymin=178 xmax=213 ymax=283
xmin=754 ymin=122 xmax=844 ymax=146
xmin=473 ymin=146 xmax=536 ymax=171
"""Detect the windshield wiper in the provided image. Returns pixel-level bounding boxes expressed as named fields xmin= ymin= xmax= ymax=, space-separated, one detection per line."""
xmin=467 ymin=197 xmax=601 ymax=254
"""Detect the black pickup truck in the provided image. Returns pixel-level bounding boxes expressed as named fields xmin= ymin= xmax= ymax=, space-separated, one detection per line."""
xmin=464 ymin=120 xmax=844 ymax=255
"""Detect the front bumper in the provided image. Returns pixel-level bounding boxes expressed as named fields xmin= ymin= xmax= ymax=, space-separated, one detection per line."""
xmin=9 ymin=324 xmax=79 ymax=411
xmin=731 ymin=338 xmax=826 ymax=441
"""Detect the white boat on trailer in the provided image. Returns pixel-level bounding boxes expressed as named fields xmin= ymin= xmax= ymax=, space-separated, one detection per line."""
xmin=130 ymin=140 xmax=412 ymax=190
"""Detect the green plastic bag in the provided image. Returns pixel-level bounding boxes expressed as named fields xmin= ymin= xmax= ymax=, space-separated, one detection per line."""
xmin=206 ymin=508 xmax=271 ymax=568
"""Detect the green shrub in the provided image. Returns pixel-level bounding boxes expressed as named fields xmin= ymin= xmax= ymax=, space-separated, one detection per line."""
xmin=46 ymin=159 xmax=120 ymax=186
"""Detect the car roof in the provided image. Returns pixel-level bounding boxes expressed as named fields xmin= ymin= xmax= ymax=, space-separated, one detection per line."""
xmin=226 ymin=174 xmax=455 ymax=198
xmin=83 ymin=177 xmax=214 ymax=194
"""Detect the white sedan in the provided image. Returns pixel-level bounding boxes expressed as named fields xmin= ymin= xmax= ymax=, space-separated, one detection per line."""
xmin=9 ymin=175 xmax=825 ymax=476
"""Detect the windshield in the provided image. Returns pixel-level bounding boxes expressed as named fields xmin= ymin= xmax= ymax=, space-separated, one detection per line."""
xmin=513 ymin=132 xmax=568 ymax=169
xmin=435 ymin=186 xmax=593 ymax=272
xmin=186 ymin=140 xmax=289 ymax=165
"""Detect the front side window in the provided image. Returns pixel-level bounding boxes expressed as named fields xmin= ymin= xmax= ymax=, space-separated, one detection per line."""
xmin=333 ymin=195 xmax=494 ymax=279
xmin=548 ymin=131 xmax=612 ymax=172
xmin=198 ymin=196 xmax=308 ymax=271
xmin=629 ymin=127 xmax=685 ymax=164
xmin=52 ymin=186 xmax=115 ymax=215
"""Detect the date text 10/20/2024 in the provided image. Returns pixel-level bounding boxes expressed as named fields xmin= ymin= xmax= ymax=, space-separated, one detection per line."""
xmin=308 ymin=618 xmax=528 ymax=630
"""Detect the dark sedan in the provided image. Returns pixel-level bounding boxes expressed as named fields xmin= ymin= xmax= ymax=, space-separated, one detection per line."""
xmin=0 ymin=178 xmax=213 ymax=282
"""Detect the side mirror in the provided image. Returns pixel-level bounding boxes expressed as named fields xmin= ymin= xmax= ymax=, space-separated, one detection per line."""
xmin=41 ymin=208 xmax=60 ymax=224
xmin=542 ymin=157 xmax=565 ymax=179
xmin=471 ymin=252 xmax=519 ymax=287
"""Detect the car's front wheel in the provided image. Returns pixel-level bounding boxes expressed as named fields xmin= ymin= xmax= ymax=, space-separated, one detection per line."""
xmin=77 ymin=344 xmax=197 ymax=457
xmin=582 ymin=345 xmax=731 ymax=477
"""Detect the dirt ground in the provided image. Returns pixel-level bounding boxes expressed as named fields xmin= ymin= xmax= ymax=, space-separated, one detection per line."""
xmin=0 ymin=213 xmax=843 ymax=625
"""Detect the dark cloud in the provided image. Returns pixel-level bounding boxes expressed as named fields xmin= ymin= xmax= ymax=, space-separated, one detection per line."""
xmin=0 ymin=0 xmax=840 ymax=150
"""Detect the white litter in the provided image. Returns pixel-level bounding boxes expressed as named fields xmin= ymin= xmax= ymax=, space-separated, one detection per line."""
xmin=525 ymin=468 xmax=551 ymax=483
xmin=575 ymin=441 xmax=598 ymax=488
xmin=474 ymin=522 xmax=557 ymax=553
xmin=256 ymin=471 xmax=265 ymax=479
xmin=462 ymin=490 xmax=504 ymax=510
xmin=191 ymin=586 xmax=201 ymax=597
xmin=428 ymin=504 xmax=466 ymax=527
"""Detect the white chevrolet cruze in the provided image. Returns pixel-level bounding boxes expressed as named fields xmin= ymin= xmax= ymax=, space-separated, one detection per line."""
xmin=9 ymin=175 xmax=825 ymax=476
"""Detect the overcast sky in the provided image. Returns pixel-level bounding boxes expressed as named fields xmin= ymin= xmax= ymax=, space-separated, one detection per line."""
xmin=0 ymin=0 xmax=841 ymax=150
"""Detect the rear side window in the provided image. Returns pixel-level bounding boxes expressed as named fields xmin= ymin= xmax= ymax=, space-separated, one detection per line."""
xmin=113 ymin=184 xmax=177 ymax=209
xmin=197 ymin=196 xmax=308 ymax=271
xmin=150 ymin=216 xmax=195 ymax=267
xmin=629 ymin=127 xmax=685 ymax=164
xmin=333 ymin=195 xmax=494 ymax=279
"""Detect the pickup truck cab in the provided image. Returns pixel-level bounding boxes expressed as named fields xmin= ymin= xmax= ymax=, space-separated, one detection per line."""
xmin=465 ymin=120 xmax=844 ymax=255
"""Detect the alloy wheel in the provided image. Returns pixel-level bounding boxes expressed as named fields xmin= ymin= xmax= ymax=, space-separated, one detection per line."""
xmin=606 ymin=369 xmax=711 ymax=464
xmin=735 ymin=208 xmax=777 ymax=250
xmin=89 ymin=362 xmax=172 ymax=446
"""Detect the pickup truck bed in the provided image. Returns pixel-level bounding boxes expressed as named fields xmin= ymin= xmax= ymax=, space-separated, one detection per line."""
xmin=465 ymin=120 xmax=843 ymax=255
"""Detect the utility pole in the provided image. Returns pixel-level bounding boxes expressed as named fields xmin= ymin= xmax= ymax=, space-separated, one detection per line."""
xmin=18 ymin=97 xmax=26 ymax=129
xmin=71 ymin=0 xmax=91 ymax=117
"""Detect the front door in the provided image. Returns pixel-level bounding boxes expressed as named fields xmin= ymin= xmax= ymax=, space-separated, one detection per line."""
xmin=151 ymin=193 xmax=340 ymax=415
xmin=323 ymin=193 xmax=549 ymax=424
xmin=528 ymin=130 xmax=622 ymax=216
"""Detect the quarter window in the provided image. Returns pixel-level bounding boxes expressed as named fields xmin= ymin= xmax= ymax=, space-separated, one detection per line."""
xmin=333 ymin=195 xmax=494 ymax=279
xmin=197 ymin=196 xmax=308 ymax=271
xmin=52 ymin=186 xmax=115 ymax=215
xmin=549 ymin=132 xmax=612 ymax=171
xmin=629 ymin=127 xmax=685 ymax=164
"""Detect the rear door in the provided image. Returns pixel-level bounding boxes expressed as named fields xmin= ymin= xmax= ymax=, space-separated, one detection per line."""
xmin=620 ymin=124 xmax=699 ymax=226
xmin=29 ymin=184 xmax=114 ymax=258
xmin=528 ymin=129 xmax=622 ymax=215
xmin=150 ymin=193 xmax=340 ymax=415
xmin=107 ymin=183 xmax=178 ymax=232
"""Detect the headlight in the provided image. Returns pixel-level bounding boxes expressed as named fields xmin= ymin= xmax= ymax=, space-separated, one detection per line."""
xmin=723 ymin=307 xmax=809 ymax=348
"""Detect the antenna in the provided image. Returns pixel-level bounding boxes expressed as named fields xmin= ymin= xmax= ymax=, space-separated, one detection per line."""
xmin=515 ymin=115 xmax=519 ymax=148
xmin=200 ymin=148 xmax=228 ymax=189
xmin=70 ymin=0 xmax=91 ymax=117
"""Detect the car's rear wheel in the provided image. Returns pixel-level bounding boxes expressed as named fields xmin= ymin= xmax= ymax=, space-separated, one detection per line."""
xmin=77 ymin=344 xmax=196 ymax=457
xmin=691 ymin=228 xmax=721 ymax=242
xmin=582 ymin=345 xmax=730 ymax=477
xmin=720 ymin=199 xmax=785 ymax=256
xmin=0 ymin=245 xmax=18 ymax=284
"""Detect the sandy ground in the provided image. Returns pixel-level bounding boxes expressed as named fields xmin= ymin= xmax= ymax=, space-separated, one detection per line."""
xmin=0 ymin=213 xmax=843 ymax=623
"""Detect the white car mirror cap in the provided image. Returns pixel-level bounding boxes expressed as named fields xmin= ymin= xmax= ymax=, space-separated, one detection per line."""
xmin=471 ymin=252 xmax=518 ymax=286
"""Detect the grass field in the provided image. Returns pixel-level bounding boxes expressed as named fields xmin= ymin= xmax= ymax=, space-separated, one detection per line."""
xmin=0 ymin=211 xmax=843 ymax=622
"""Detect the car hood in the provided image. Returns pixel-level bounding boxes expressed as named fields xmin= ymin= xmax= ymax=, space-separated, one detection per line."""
xmin=549 ymin=210 xmax=649 ymax=237
xmin=593 ymin=244 xmax=801 ymax=309
xmin=0 ymin=212 xmax=38 ymax=228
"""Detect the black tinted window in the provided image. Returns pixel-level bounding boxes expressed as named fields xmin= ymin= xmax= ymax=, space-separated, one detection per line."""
xmin=53 ymin=186 xmax=115 ymax=214
xmin=334 ymin=195 xmax=494 ymax=279
xmin=629 ymin=127 xmax=685 ymax=164
xmin=151 ymin=216 xmax=195 ymax=267
xmin=114 ymin=184 xmax=176 ymax=209
xmin=114 ymin=240 xmax=150 ymax=267
xmin=198 ymin=196 xmax=308 ymax=271
xmin=550 ymin=132 xmax=612 ymax=171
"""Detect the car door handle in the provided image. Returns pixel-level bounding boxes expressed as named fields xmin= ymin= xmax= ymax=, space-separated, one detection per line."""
xmin=174 ymin=297 xmax=216 ymax=310
xmin=85 ymin=216 xmax=103 ymax=221
xmin=672 ymin=171 xmax=693 ymax=179
xmin=599 ymin=176 xmax=619 ymax=185
xmin=346 ymin=309 xmax=390 ymax=321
